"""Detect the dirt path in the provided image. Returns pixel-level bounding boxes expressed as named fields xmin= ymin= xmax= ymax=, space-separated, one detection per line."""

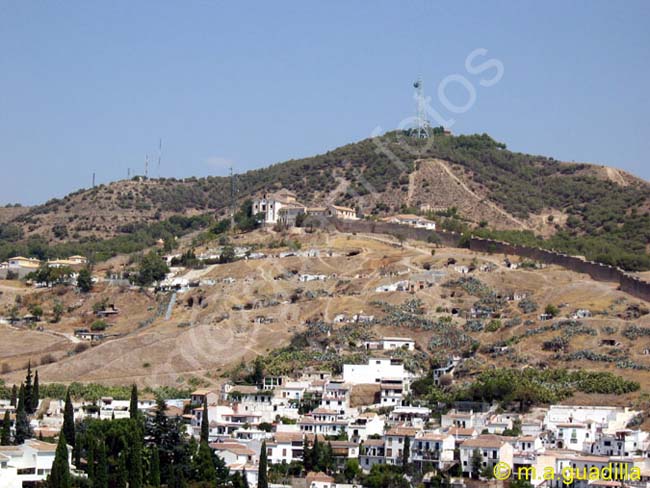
xmin=433 ymin=159 xmax=529 ymax=229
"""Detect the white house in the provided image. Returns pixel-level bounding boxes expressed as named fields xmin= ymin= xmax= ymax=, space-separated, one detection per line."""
xmin=342 ymin=358 xmax=408 ymax=386
xmin=252 ymin=189 xmax=301 ymax=224
xmin=382 ymin=214 xmax=436 ymax=230
xmin=346 ymin=412 xmax=385 ymax=442
xmin=459 ymin=435 xmax=514 ymax=476
xmin=411 ymin=432 xmax=455 ymax=469
xmin=0 ymin=440 xmax=71 ymax=488
xmin=380 ymin=337 xmax=415 ymax=351
xmin=266 ymin=432 xmax=304 ymax=464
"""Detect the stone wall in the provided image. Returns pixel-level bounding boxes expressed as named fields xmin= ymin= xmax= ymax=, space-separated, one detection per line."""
xmin=329 ymin=218 xmax=650 ymax=303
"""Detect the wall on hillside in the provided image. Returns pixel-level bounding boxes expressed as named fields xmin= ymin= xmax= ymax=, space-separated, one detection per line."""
xmin=329 ymin=218 xmax=650 ymax=303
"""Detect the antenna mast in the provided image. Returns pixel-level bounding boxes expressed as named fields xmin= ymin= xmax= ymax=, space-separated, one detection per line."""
xmin=145 ymin=154 xmax=149 ymax=178
xmin=413 ymin=78 xmax=430 ymax=139
xmin=229 ymin=167 xmax=237 ymax=228
xmin=157 ymin=138 xmax=162 ymax=177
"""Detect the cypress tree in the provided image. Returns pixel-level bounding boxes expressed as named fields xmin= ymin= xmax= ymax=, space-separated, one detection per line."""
xmin=192 ymin=441 xmax=217 ymax=484
xmin=10 ymin=385 xmax=17 ymax=407
xmin=311 ymin=435 xmax=320 ymax=471
xmin=402 ymin=435 xmax=411 ymax=473
xmin=130 ymin=384 xmax=139 ymax=419
xmin=116 ymin=452 xmax=128 ymax=488
xmin=49 ymin=431 xmax=71 ymax=488
xmin=24 ymin=361 xmax=33 ymax=415
xmin=129 ymin=423 xmax=144 ymax=488
xmin=302 ymin=437 xmax=312 ymax=471
xmin=242 ymin=469 xmax=250 ymax=488
xmin=32 ymin=370 xmax=39 ymax=413
xmin=14 ymin=384 xmax=32 ymax=444
xmin=62 ymin=390 xmax=75 ymax=449
xmin=258 ymin=440 xmax=268 ymax=488
xmin=94 ymin=441 xmax=109 ymax=488
xmin=149 ymin=446 xmax=161 ymax=488
xmin=1 ymin=410 xmax=10 ymax=445
xmin=200 ymin=395 xmax=209 ymax=443
xmin=86 ymin=439 xmax=95 ymax=483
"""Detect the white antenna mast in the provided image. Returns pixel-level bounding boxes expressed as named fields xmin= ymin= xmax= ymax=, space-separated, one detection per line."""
xmin=413 ymin=78 xmax=430 ymax=139
xmin=157 ymin=138 xmax=162 ymax=177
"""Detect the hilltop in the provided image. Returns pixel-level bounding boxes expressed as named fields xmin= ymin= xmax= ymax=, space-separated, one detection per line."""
xmin=1 ymin=131 xmax=649 ymax=269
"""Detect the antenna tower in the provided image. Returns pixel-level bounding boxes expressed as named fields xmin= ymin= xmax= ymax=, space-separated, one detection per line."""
xmin=413 ymin=78 xmax=431 ymax=139
xmin=157 ymin=138 xmax=162 ymax=177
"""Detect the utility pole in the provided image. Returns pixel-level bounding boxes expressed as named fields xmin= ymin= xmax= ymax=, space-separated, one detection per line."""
xmin=92 ymin=172 xmax=95 ymax=188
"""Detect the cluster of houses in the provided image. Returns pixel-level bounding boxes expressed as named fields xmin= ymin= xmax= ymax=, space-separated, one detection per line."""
xmin=0 ymin=255 xmax=88 ymax=280
xmin=2 ymin=341 xmax=650 ymax=487
xmin=252 ymin=189 xmax=358 ymax=226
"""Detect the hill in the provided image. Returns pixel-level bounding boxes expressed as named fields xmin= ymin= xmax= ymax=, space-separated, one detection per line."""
xmin=1 ymin=131 xmax=649 ymax=269
xmin=1 ymin=228 xmax=649 ymax=410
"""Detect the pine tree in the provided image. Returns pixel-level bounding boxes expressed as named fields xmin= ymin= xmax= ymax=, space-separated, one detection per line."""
xmin=130 ymin=384 xmax=139 ymax=419
xmin=32 ymin=370 xmax=39 ymax=413
xmin=14 ymin=384 xmax=32 ymax=444
xmin=258 ymin=440 xmax=268 ymax=488
xmin=62 ymin=390 xmax=75 ymax=449
xmin=149 ymin=446 xmax=161 ymax=488
xmin=192 ymin=440 xmax=217 ymax=484
xmin=10 ymin=385 xmax=17 ymax=407
xmin=1 ymin=410 xmax=11 ymax=445
xmin=200 ymin=395 xmax=209 ymax=443
xmin=94 ymin=441 xmax=109 ymax=488
xmin=49 ymin=431 xmax=71 ymax=488
xmin=24 ymin=361 xmax=34 ymax=415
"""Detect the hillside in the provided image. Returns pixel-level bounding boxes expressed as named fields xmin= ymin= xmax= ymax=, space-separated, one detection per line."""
xmin=1 ymin=228 xmax=649 ymax=410
xmin=1 ymin=131 xmax=649 ymax=269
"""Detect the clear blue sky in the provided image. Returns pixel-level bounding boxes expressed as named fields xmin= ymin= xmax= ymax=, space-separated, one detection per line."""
xmin=1 ymin=1 xmax=649 ymax=205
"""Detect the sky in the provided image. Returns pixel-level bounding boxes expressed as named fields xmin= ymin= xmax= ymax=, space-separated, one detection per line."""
xmin=1 ymin=1 xmax=649 ymax=205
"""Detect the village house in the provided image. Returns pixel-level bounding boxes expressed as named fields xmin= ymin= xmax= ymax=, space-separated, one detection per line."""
xmin=380 ymin=379 xmax=406 ymax=407
xmin=411 ymin=432 xmax=456 ymax=470
xmin=382 ymin=214 xmax=436 ymax=230
xmin=266 ymin=432 xmax=304 ymax=464
xmin=433 ymin=356 xmax=461 ymax=386
xmin=319 ymin=381 xmax=352 ymax=415
xmin=327 ymin=205 xmax=358 ymax=220
xmin=346 ymin=412 xmax=385 ymax=442
xmin=299 ymin=408 xmax=349 ymax=437
xmin=358 ymin=438 xmax=385 ymax=472
xmin=384 ymin=426 xmax=420 ymax=465
xmin=390 ymin=406 xmax=432 ymax=427
xmin=191 ymin=388 xmax=219 ymax=406
xmin=343 ymin=358 xmax=410 ymax=386
xmin=441 ymin=410 xmax=488 ymax=431
xmin=210 ymin=442 xmax=256 ymax=466
xmin=459 ymin=435 xmax=514 ymax=476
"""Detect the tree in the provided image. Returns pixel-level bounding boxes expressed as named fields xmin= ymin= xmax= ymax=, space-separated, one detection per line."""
xmin=130 ymin=384 xmax=139 ymax=419
xmin=49 ymin=431 xmax=71 ymax=488
xmin=192 ymin=441 xmax=217 ymax=484
xmin=200 ymin=396 xmax=209 ymax=443
xmin=10 ymin=385 xmax=17 ymax=407
xmin=62 ymin=390 xmax=76 ymax=450
xmin=252 ymin=358 xmax=264 ymax=386
xmin=302 ymin=437 xmax=313 ymax=471
xmin=258 ymin=440 xmax=268 ymax=488
xmin=52 ymin=300 xmax=64 ymax=323
xmin=134 ymin=251 xmax=169 ymax=286
xmin=149 ymin=446 xmax=161 ymax=488
xmin=94 ymin=441 xmax=109 ymax=488
xmin=77 ymin=268 xmax=93 ymax=293
xmin=344 ymin=458 xmax=361 ymax=483
xmin=29 ymin=304 xmax=43 ymax=322
xmin=1 ymin=411 xmax=11 ymax=445
xmin=470 ymin=448 xmax=482 ymax=479
xmin=544 ymin=304 xmax=559 ymax=317
xmin=14 ymin=384 xmax=32 ymax=444
xmin=401 ymin=435 xmax=411 ymax=474
xmin=116 ymin=452 xmax=128 ymax=488
xmin=32 ymin=370 xmax=39 ymax=413
xmin=129 ymin=423 xmax=144 ymax=488
xmin=24 ymin=361 xmax=34 ymax=414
